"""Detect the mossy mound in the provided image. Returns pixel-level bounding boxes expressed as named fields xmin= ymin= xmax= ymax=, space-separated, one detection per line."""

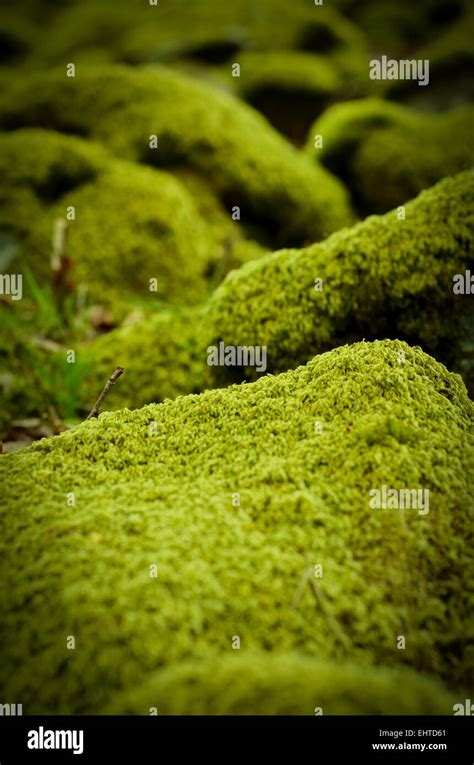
xmin=307 ymin=98 xmax=410 ymax=175
xmin=79 ymin=309 xmax=210 ymax=413
xmin=0 ymin=340 xmax=472 ymax=713
xmin=0 ymin=65 xmax=353 ymax=247
xmin=307 ymin=100 xmax=474 ymax=213
xmin=206 ymin=172 xmax=474 ymax=385
xmin=104 ymin=654 xmax=455 ymax=715
xmin=0 ymin=128 xmax=225 ymax=303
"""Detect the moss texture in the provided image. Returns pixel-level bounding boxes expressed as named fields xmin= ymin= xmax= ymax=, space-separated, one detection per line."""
xmin=79 ymin=309 xmax=210 ymax=413
xmin=206 ymin=172 xmax=474 ymax=383
xmin=0 ymin=340 xmax=472 ymax=713
xmin=0 ymin=65 xmax=353 ymax=247
xmin=308 ymin=100 xmax=474 ymax=213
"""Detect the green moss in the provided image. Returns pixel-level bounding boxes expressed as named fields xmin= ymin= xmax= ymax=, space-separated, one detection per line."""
xmin=0 ymin=128 xmax=226 ymax=303
xmin=171 ymin=169 xmax=267 ymax=271
xmin=27 ymin=0 xmax=366 ymax=66
xmin=307 ymin=100 xmax=474 ymax=212
xmin=222 ymin=52 xmax=342 ymax=143
xmin=0 ymin=340 xmax=472 ymax=713
xmin=353 ymin=108 xmax=474 ymax=213
xmin=79 ymin=308 xmax=210 ymax=413
xmin=0 ymin=65 xmax=353 ymax=247
xmin=307 ymin=98 xmax=410 ymax=173
xmin=206 ymin=172 xmax=474 ymax=384
xmin=0 ymin=9 xmax=38 ymax=68
xmin=335 ymin=0 xmax=469 ymax=52
xmin=387 ymin=8 xmax=474 ymax=105
xmin=104 ymin=654 xmax=455 ymax=715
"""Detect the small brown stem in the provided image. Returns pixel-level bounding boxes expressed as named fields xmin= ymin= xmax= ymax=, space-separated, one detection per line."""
xmin=85 ymin=367 xmax=124 ymax=421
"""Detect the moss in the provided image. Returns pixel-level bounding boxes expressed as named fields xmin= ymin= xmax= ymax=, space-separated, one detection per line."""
xmin=0 ymin=11 xmax=37 ymax=65
xmin=104 ymin=654 xmax=455 ymax=715
xmin=308 ymin=100 xmax=474 ymax=213
xmin=206 ymin=172 xmax=474 ymax=385
xmin=26 ymin=0 xmax=366 ymax=66
xmin=223 ymin=52 xmax=342 ymax=143
xmin=79 ymin=309 xmax=210 ymax=413
xmin=0 ymin=65 xmax=353 ymax=247
xmin=387 ymin=8 xmax=474 ymax=105
xmin=353 ymin=108 xmax=474 ymax=213
xmin=0 ymin=129 xmax=226 ymax=304
xmin=335 ymin=0 xmax=469 ymax=51
xmin=171 ymin=169 xmax=268 ymax=271
xmin=0 ymin=340 xmax=472 ymax=713
xmin=307 ymin=98 xmax=410 ymax=174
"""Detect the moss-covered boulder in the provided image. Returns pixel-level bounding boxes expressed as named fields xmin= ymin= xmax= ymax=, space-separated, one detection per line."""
xmin=0 ymin=128 xmax=229 ymax=304
xmin=0 ymin=65 xmax=353 ymax=247
xmin=205 ymin=172 xmax=474 ymax=386
xmin=307 ymin=100 xmax=474 ymax=213
xmin=0 ymin=340 xmax=472 ymax=713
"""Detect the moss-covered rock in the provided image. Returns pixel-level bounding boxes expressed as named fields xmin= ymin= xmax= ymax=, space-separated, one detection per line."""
xmin=205 ymin=172 xmax=474 ymax=385
xmin=79 ymin=308 xmax=210 ymax=413
xmin=0 ymin=129 xmax=227 ymax=303
xmin=0 ymin=65 xmax=353 ymax=247
xmin=307 ymin=100 xmax=474 ymax=213
xmin=0 ymin=340 xmax=472 ymax=713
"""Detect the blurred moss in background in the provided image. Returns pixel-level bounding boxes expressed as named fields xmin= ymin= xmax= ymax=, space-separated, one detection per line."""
xmin=0 ymin=0 xmax=473 ymax=448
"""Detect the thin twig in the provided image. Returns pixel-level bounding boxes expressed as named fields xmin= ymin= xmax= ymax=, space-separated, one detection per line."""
xmin=85 ymin=367 xmax=124 ymax=421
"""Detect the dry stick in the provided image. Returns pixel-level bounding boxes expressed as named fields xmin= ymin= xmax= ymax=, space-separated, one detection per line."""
xmin=85 ymin=367 xmax=124 ymax=421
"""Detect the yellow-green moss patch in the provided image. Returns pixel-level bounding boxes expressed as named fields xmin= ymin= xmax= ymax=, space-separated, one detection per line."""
xmin=206 ymin=172 xmax=474 ymax=386
xmin=0 ymin=340 xmax=472 ymax=712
